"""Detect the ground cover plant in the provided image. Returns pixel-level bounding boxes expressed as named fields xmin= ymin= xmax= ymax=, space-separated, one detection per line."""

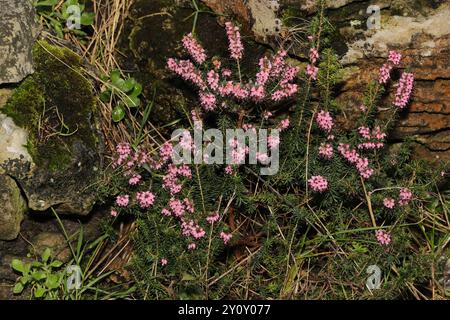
xmin=5 ymin=0 xmax=449 ymax=301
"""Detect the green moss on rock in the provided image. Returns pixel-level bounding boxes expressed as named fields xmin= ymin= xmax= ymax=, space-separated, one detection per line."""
xmin=3 ymin=40 xmax=97 ymax=172
xmin=1 ymin=40 xmax=102 ymax=215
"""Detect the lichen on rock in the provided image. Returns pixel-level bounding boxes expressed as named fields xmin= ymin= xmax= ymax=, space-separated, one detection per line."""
xmin=0 ymin=175 xmax=27 ymax=241
xmin=0 ymin=0 xmax=39 ymax=84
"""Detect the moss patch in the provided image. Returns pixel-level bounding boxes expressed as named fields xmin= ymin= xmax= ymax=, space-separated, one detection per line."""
xmin=2 ymin=41 xmax=97 ymax=171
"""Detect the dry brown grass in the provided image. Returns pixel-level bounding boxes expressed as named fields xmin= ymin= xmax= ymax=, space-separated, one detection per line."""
xmin=66 ymin=0 xmax=158 ymax=154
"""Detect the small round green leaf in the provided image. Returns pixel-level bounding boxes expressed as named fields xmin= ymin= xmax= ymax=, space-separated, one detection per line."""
xmin=112 ymin=106 xmax=125 ymax=122
xmin=13 ymin=282 xmax=24 ymax=294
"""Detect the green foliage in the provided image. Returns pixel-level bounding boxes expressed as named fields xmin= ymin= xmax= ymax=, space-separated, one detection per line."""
xmin=100 ymin=70 xmax=143 ymax=122
xmin=11 ymin=248 xmax=65 ymax=299
xmin=11 ymin=209 xmax=136 ymax=300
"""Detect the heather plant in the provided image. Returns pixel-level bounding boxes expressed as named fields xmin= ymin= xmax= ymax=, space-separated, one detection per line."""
xmin=105 ymin=8 xmax=449 ymax=299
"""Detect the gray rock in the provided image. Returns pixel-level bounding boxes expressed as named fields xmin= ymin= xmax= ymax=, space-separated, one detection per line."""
xmin=0 ymin=175 xmax=27 ymax=240
xmin=0 ymin=0 xmax=39 ymax=84
xmin=32 ymin=232 xmax=71 ymax=262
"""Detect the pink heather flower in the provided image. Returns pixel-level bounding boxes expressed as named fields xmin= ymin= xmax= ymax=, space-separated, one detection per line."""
xmin=225 ymin=22 xmax=243 ymax=60
xmin=441 ymin=171 xmax=446 ymax=177
xmin=279 ymin=118 xmax=290 ymax=131
xmin=375 ymin=230 xmax=391 ymax=246
xmin=167 ymin=58 xmax=206 ymax=90
xmin=280 ymin=66 xmax=299 ymax=85
xmin=356 ymin=157 xmax=374 ymax=179
xmin=206 ymin=211 xmax=220 ymax=224
xmin=316 ymin=110 xmax=334 ymax=132
xmin=250 ymin=86 xmax=265 ymax=101
xmin=160 ymin=258 xmax=168 ymax=266
xmin=263 ymin=111 xmax=272 ymax=119
xmin=222 ymin=68 xmax=232 ymax=77
xmin=271 ymin=83 xmax=298 ymax=101
xmin=231 ymin=83 xmax=249 ymax=99
xmin=358 ymin=127 xmax=371 ymax=139
xmin=388 ymin=50 xmax=402 ymax=66
xmin=372 ymin=126 xmax=387 ymax=140
xmin=160 ymin=142 xmax=173 ymax=162
xmin=179 ymin=130 xmax=193 ymax=152
xmin=125 ymin=159 xmax=135 ymax=168
xmin=256 ymin=57 xmax=271 ymax=86
xmin=220 ymin=232 xmax=232 ymax=245
xmin=191 ymin=109 xmax=202 ymax=121
xmin=128 ymin=173 xmax=141 ymax=186
xmin=115 ymin=142 xmax=132 ymax=166
xmin=169 ymin=198 xmax=185 ymax=217
xmin=207 ymin=70 xmax=220 ymax=91
xmin=357 ymin=126 xmax=386 ymax=150
xmin=188 ymin=243 xmax=197 ymax=250
xmin=116 ymin=195 xmax=129 ymax=207
xmin=270 ymin=50 xmax=287 ymax=77
xmin=181 ymin=219 xmax=206 ymax=239
xmin=134 ymin=149 xmax=149 ymax=166
xmin=306 ymin=64 xmax=318 ymax=80
xmin=116 ymin=142 xmax=131 ymax=156
xmin=383 ymin=198 xmax=395 ymax=209
xmin=161 ymin=208 xmax=171 ymax=216
xmin=358 ymin=142 xmax=385 ymax=150
xmin=318 ymin=143 xmax=333 ymax=160
xmin=228 ymin=137 xmax=239 ymax=149
xmin=225 ymin=165 xmax=234 ymax=175
xmin=394 ymin=72 xmax=414 ymax=109
xmin=182 ymin=33 xmax=207 ymax=64
xmin=308 ymin=175 xmax=328 ymax=193
xmin=136 ymin=191 xmax=155 ymax=209
xmin=218 ymin=82 xmax=249 ymax=100
xmin=231 ymin=146 xmax=246 ymax=164
xmin=184 ymin=198 xmax=195 ymax=213
xmin=111 ymin=209 xmax=118 ymax=217
xmin=242 ymin=123 xmax=256 ymax=132
xmin=398 ymin=188 xmax=412 ymax=206
xmin=177 ymin=164 xmax=192 ymax=178
xmin=268 ymin=135 xmax=280 ymax=149
xmin=309 ymin=48 xmax=319 ymax=64
xmin=199 ymin=91 xmax=217 ymax=111
xmin=256 ymin=152 xmax=269 ymax=164
xmin=359 ymin=104 xmax=367 ymax=112
xmin=337 ymin=143 xmax=374 ymax=179
xmin=378 ymin=63 xmax=393 ymax=84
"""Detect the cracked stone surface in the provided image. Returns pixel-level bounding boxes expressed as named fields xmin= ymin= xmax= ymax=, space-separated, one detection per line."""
xmin=0 ymin=0 xmax=39 ymax=84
